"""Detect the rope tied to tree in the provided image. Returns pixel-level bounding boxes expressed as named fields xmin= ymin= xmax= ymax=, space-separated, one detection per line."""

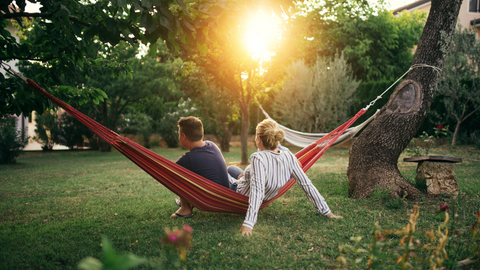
xmin=364 ymin=64 xmax=442 ymax=110
xmin=1 ymin=62 xmax=28 ymax=83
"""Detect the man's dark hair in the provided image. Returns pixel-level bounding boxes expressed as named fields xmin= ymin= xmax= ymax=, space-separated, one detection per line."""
xmin=178 ymin=116 xmax=204 ymax=142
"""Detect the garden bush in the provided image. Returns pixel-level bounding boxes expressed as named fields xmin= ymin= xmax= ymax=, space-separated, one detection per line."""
xmin=0 ymin=115 xmax=27 ymax=164
xmin=33 ymin=110 xmax=61 ymax=151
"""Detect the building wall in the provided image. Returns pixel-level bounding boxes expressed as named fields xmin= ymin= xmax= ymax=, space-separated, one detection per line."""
xmin=396 ymin=1 xmax=480 ymax=38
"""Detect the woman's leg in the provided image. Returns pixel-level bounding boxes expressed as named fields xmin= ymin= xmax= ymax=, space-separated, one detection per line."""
xmin=227 ymin=165 xmax=244 ymax=192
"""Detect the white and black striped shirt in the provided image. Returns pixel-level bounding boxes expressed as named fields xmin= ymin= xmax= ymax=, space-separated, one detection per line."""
xmin=233 ymin=145 xmax=331 ymax=229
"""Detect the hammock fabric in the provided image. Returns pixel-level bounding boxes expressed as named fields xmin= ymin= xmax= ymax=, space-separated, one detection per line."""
xmin=258 ymin=104 xmax=378 ymax=148
xmin=25 ymin=79 xmax=366 ymax=214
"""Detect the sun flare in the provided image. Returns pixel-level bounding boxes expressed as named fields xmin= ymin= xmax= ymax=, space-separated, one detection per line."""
xmin=243 ymin=11 xmax=280 ymax=61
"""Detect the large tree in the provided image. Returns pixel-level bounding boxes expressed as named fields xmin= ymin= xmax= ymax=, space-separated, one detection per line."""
xmin=180 ymin=0 xmax=293 ymax=164
xmin=0 ymin=0 xmax=195 ymax=116
xmin=284 ymin=0 xmax=427 ymax=81
xmin=347 ymin=0 xmax=462 ymax=200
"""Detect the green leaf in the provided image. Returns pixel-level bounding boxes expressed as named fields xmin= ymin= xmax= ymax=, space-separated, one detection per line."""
xmin=197 ymin=42 xmax=207 ymax=55
xmin=207 ymin=5 xmax=223 ymax=17
xmin=148 ymin=42 xmax=157 ymax=57
xmin=140 ymin=12 xmax=156 ymax=34
xmin=60 ymin=5 xmax=71 ymax=16
xmin=129 ymin=5 xmax=138 ymax=22
xmin=117 ymin=0 xmax=126 ymax=6
xmin=196 ymin=29 xmax=206 ymax=44
xmin=77 ymin=257 xmax=103 ymax=270
xmin=83 ymin=26 xmax=98 ymax=41
xmin=175 ymin=0 xmax=191 ymax=17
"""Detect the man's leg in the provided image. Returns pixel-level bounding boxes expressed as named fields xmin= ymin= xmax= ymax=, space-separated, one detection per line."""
xmin=171 ymin=197 xmax=193 ymax=218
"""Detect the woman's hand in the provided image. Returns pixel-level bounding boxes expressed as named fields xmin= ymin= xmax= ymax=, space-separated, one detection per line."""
xmin=326 ymin=212 xmax=343 ymax=219
xmin=240 ymin=225 xmax=253 ymax=236
xmin=237 ymin=173 xmax=244 ymax=180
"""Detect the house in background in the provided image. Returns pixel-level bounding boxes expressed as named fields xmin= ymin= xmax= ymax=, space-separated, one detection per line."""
xmin=393 ymin=0 xmax=480 ymax=38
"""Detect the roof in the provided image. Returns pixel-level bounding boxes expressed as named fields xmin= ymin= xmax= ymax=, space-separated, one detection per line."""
xmin=393 ymin=0 xmax=431 ymax=15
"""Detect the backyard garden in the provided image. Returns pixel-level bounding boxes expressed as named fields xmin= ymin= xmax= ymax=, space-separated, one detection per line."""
xmin=1 ymin=144 xmax=479 ymax=269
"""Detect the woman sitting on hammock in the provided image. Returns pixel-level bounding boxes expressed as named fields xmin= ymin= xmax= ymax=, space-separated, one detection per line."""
xmin=228 ymin=119 xmax=343 ymax=236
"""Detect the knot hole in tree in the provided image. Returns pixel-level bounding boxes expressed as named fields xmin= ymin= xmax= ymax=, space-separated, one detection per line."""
xmin=385 ymin=80 xmax=422 ymax=114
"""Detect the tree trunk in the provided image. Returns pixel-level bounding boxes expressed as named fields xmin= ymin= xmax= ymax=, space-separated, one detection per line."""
xmin=100 ymin=101 xmax=111 ymax=152
xmin=452 ymin=119 xmax=462 ymax=146
xmin=347 ymin=0 xmax=462 ymax=200
xmin=216 ymin=119 xmax=233 ymax=152
xmin=240 ymin=103 xmax=250 ymax=165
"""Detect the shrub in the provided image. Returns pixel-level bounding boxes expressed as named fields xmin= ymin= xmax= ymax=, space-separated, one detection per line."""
xmin=33 ymin=110 xmax=61 ymax=151
xmin=57 ymin=112 xmax=88 ymax=149
xmin=0 ymin=115 xmax=27 ymax=164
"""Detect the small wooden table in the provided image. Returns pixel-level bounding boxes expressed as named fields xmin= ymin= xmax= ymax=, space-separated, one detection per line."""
xmin=404 ymin=156 xmax=462 ymax=195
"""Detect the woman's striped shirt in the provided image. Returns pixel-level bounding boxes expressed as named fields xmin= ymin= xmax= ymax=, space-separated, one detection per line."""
xmin=233 ymin=145 xmax=331 ymax=229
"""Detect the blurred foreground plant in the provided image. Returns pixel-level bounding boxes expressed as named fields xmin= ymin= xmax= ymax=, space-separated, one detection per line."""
xmin=159 ymin=224 xmax=193 ymax=269
xmin=337 ymin=205 xmax=480 ymax=269
xmin=78 ymin=236 xmax=147 ymax=270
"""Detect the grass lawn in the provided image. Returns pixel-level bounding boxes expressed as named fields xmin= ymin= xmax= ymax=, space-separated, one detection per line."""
xmin=1 ymin=145 xmax=479 ymax=269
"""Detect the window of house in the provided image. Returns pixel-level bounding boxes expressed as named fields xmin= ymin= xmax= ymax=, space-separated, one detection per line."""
xmin=470 ymin=0 xmax=480 ymax=12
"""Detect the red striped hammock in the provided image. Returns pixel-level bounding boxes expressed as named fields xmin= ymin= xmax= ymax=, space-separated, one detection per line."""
xmin=26 ymin=79 xmax=366 ymax=214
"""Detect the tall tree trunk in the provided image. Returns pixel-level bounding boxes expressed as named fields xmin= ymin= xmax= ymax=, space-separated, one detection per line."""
xmin=216 ymin=119 xmax=233 ymax=152
xmin=347 ymin=0 xmax=462 ymax=200
xmin=452 ymin=119 xmax=462 ymax=146
xmin=240 ymin=103 xmax=250 ymax=165
xmin=100 ymin=101 xmax=111 ymax=152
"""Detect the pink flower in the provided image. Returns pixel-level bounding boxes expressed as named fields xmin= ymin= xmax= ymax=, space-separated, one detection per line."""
xmin=439 ymin=204 xmax=450 ymax=211
xmin=454 ymin=230 xmax=459 ymax=235
xmin=183 ymin=224 xmax=193 ymax=233
xmin=437 ymin=125 xmax=444 ymax=130
xmin=168 ymin=233 xmax=178 ymax=243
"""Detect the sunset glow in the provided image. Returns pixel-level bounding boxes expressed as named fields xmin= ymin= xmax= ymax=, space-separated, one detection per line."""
xmin=243 ymin=11 xmax=280 ymax=61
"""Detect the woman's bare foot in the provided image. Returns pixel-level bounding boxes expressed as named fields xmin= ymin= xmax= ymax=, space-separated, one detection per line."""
xmin=326 ymin=212 xmax=343 ymax=219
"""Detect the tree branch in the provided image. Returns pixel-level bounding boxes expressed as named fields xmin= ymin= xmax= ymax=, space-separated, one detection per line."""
xmin=3 ymin=12 xmax=92 ymax=28
xmin=0 ymin=55 xmax=57 ymax=62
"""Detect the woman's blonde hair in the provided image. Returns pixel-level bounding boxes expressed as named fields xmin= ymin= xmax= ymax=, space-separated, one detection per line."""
xmin=256 ymin=119 xmax=285 ymax=150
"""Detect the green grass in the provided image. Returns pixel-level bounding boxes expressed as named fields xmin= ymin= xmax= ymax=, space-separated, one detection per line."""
xmin=1 ymin=145 xmax=480 ymax=269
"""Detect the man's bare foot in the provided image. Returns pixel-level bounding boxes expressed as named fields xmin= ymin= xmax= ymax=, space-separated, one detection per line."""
xmin=326 ymin=212 xmax=343 ymax=219
xmin=171 ymin=206 xmax=193 ymax=218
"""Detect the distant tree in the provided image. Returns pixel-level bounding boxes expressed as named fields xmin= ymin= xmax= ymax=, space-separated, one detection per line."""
xmin=181 ymin=67 xmax=240 ymax=152
xmin=0 ymin=115 xmax=27 ymax=164
xmin=436 ymin=26 xmax=480 ymax=146
xmin=180 ymin=1 xmax=295 ymax=164
xmin=0 ymin=0 xmax=203 ymax=116
xmin=273 ymin=53 xmax=359 ymax=133
xmin=284 ymin=0 xmax=427 ymax=81
xmin=33 ymin=110 xmax=61 ymax=151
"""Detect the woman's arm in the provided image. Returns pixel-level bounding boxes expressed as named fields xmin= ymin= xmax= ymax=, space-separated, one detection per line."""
xmin=241 ymin=155 xmax=267 ymax=232
xmin=290 ymin=154 xmax=331 ymax=215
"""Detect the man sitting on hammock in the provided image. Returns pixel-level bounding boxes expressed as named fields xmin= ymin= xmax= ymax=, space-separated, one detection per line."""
xmin=172 ymin=116 xmax=231 ymax=218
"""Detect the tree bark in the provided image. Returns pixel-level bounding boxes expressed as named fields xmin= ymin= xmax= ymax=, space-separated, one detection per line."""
xmin=240 ymin=103 xmax=250 ymax=165
xmin=452 ymin=119 xmax=462 ymax=146
xmin=100 ymin=101 xmax=112 ymax=152
xmin=347 ymin=0 xmax=462 ymax=200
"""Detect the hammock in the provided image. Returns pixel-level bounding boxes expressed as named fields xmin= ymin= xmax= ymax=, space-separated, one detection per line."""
xmin=22 ymin=78 xmax=366 ymax=214
xmin=257 ymin=103 xmax=378 ymax=148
